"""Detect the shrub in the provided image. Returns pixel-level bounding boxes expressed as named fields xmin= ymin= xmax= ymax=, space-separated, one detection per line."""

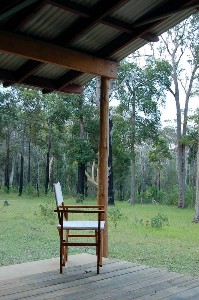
xmin=151 ymin=213 xmax=169 ymax=229
xmin=23 ymin=183 xmax=35 ymax=195
xmin=39 ymin=198 xmax=55 ymax=221
xmin=109 ymin=206 xmax=124 ymax=228
xmin=185 ymin=186 xmax=195 ymax=208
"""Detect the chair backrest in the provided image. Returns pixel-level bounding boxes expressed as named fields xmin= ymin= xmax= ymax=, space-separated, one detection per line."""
xmin=54 ymin=182 xmax=64 ymax=207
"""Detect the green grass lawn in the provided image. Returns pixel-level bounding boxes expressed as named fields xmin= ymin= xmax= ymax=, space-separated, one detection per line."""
xmin=0 ymin=192 xmax=199 ymax=275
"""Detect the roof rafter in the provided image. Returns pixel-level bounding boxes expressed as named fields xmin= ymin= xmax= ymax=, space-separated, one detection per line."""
xmin=0 ymin=29 xmax=118 ymax=79
xmin=56 ymin=70 xmax=83 ymax=90
xmin=133 ymin=0 xmax=199 ymax=27
xmin=96 ymin=0 xmax=198 ymax=58
xmin=96 ymin=21 xmax=160 ymax=58
xmin=0 ymin=0 xmax=39 ymax=22
xmin=46 ymin=0 xmax=89 ymax=17
xmin=0 ymin=68 xmax=82 ymax=93
xmin=53 ymin=0 xmax=129 ymax=45
xmin=2 ymin=1 xmax=44 ymax=31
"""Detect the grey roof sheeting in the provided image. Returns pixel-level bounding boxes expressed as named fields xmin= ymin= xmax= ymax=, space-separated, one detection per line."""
xmin=0 ymin=0 xmax=198 ymax=94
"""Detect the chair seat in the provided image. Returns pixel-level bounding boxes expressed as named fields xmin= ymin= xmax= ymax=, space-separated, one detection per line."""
xmin=57 ymin=220 xmax=105 ymax=230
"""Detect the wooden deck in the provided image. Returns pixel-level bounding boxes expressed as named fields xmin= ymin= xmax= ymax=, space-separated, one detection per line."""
xmin=0 ymin=254 xmax=199 ymax=299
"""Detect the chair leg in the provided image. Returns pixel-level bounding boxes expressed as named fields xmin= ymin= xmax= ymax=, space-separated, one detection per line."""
xmin=62 ymin=230 xmax=69 ymax=266
xmin=95 ymin=230 xmax=98 ymax=255
xmin=60 ymin=237 xmax=63 ymax=274
xmin=97 ymin=229 xmax=101 ymax=274
xmin=99 ymin=231 xmax=103 ymax=267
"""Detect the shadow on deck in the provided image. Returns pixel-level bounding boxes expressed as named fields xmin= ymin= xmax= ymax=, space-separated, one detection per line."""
xmin=0 ymin=254 xmax=199 ymax=299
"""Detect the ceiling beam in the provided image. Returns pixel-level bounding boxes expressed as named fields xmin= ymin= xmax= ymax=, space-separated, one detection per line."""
xmin=25 ymin=75 xmax=83 ymax=93
xmin=0 ymin=29 xmax=118 ymax=79
xmin=16 ymin=61 xmax=42 ymax=82
xmin=56 ymin=70 xmax=83 ymax=90
xmin=0 ymin=68 xmax=82 ymax=93
xmin=46 ymin=0 xmax=89 ymax=17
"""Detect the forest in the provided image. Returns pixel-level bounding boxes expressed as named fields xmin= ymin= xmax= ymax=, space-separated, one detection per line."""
xmin=0 ymin=15 xmax=198 ymax=218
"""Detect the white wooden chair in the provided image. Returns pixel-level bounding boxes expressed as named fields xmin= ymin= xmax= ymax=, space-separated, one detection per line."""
xmin=54 ymin=182 xmax=105 ymax=274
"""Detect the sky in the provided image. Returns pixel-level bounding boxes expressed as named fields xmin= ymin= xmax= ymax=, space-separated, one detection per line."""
xmin=160 ymin=94 xmax=198 ymax=126
xmin=110 ymin=27 xmax=199 ymax=127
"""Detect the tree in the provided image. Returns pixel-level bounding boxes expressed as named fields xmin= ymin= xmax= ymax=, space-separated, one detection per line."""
xmin=112 ymin=111 xmax=130 ymax=200
xmin=66 ymin=93 xmax=99 ymax=199
xmin=108 ymin=111 xmax=114 ymax=205
xmin=155 ymin=15 xmax=199 ymax=207
xmin=0 ymin=88 xmax=19 ymax=192
xmin=115 ymin=59 xmax=169 ymax=204
xmin=193 ymin=123 xmax=199 ymax=222
xmin=149 ymin=135 xmax=172 ymax=197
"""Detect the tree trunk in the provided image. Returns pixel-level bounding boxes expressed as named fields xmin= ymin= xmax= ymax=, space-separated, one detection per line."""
xmin=108 ymin=112 xmax=114 ymax=205
xmin=15 ymin=155 xmax=19 ymax=188
xmin=193 ymin=125 xmax=199 ymax=222
xmin=49 ymin=155 xmax=54 ymax=190
xmin=18 ymin=126 xmax=25 ymax=196
xmin=77 ymin=98 xmax=85 ymax=201
xmin=158 ymin=169 xmax=161 ymax=191
xmin=177 ymin=143 xmax=186 ymax=207
xmin=9 ymin=155 xmax=15 ymax=188
xmin=36 ymin=147 xmax=40 ymax=197
xmin=27 ymin=140 xmax=31 ymax=184
xmin=84 ymin=165 xmax=88 ymax=197
xmin=118 ymin=183 xmax=124 ymax=200
xmin=77 ymin=163 xmax=85 ymax=201
xmin=4 ymin=128 xmax=10 ymax=193
xmin=130 ymin=98 xmax=136 ymax=205
xmin=45 ymin=121 xmax=52 ymax=194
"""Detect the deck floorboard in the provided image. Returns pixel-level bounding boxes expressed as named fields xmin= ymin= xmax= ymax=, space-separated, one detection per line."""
xmin=0 ymin=255 xmax=198 ymax=299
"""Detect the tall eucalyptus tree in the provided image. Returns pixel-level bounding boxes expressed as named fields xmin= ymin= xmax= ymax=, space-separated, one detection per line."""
xmin=155 ymin=15 xmax=199 ymax=207
xmin=115 ymin=59 xmax=170 ymax=204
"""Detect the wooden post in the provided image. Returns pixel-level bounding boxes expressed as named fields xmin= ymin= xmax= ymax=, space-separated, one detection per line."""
xmin=97 ymin=77 xmax=110 ymax=257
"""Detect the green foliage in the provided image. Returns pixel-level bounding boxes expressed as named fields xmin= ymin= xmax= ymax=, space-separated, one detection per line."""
xmin=76 ymin=193 xmax=84 ymax=203
xmin=135 ymin=217 xmax=145 ymax=226
xmin=39 ymin=198 xmax=55 ymax=221
xmin=136 ymin=187 xmax=179 ymax=206
xmin=149 ymin=135 xmax=172 ymax=169
xmin=108 ymin=206 xmax=124 ymax=228
xmin=23 ymin=184 xmax=35 ymax=195
xmin=185 ymin=186 xmax=196 ymax=208
xmin=151 ymin=213 xmax=169 ymax=229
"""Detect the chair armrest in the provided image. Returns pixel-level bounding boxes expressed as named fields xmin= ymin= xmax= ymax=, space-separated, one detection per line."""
xmin=59 ymin=205 xmax=104 ymax=209
xmin=54 ymin=205 xmax=105 ymax=213
xmin=56 ymin=207 xmax=105 ymax=214
xmin=64 ymin=209 xmax=105 ymax=214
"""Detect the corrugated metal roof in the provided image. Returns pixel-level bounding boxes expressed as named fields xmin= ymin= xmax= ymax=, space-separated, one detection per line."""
xmin=110 ymin=8 xmax=197 ymax=62
xmin=20 ymin=4 xmax=78 ymax=39
xmin=73 ymin=73 xmax=94 ymax=86
xmin=0 ymin=53 xmax=27 ymax=70
xmin=35 ymin=64 xmax=69 ymax=80
xmin=152 ymin=8 xmax=197 ymax=36
xmin=0 ymin=0 xmax=197 ymax=94
xmin=111 ymin=0 xmax=164 ymax=23
xmin=70 ymin=0 xmax=98 ymax=7
xmin=70 ymin=23 xmax=121 ymax=53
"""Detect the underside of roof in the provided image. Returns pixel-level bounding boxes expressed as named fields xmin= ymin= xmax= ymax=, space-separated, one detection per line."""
xmin=0 ymin=0 xmax=198 ymax=94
